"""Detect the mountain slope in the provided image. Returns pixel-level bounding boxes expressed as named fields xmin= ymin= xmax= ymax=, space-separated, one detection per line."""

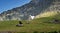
xmin=0 ymin=0 xmax=60 ymax=21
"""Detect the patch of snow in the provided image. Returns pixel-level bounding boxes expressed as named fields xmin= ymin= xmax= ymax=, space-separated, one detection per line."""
xmin=30 ymin=15 xmax=35 ymax=19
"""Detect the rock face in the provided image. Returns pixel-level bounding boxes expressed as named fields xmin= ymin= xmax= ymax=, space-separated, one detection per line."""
xmin=35 ymin=0 xmax=60 ymax=18
xmin=0 ymin=0 xmax=60 ymax=21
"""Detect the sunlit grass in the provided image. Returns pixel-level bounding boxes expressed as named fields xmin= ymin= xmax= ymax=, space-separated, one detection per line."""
xmin=0 ymin=17 xmax=60 ymax=33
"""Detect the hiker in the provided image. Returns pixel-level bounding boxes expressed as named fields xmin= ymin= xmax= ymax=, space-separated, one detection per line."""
xmin=19 ymin=21 xmax=23 ymax=24
xmin=16 ymin=21 xmax=23 ymax=27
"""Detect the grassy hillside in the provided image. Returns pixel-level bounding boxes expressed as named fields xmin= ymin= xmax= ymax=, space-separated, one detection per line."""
xmin=0 ymin=17 xmax=60 ymax=33
xmin=35 ymin=11 xmax=60 ymax=18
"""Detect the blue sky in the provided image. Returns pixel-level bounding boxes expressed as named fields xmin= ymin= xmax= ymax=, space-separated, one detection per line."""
xmin=0 ymin=0 xmax=31 ymax=14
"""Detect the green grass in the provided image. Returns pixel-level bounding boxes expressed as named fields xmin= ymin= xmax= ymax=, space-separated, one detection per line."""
xmin=0 ymin=17 xmax=60 ymax=33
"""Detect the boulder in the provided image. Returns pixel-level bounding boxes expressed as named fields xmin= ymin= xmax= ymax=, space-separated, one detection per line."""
xmin=53 ymin=19 xmax=60 ymax=23
xmin=16 ymin=24 xmax=23 ymax=27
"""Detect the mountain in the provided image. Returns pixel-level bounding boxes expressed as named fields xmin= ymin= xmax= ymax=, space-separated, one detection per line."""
xmin=0 ymin=0 xmax=60 ymax=21
xmin=35 ymin=0 xmax=60 ymax=18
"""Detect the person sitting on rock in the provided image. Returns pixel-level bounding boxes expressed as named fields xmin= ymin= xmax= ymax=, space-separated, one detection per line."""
xmin=19 ymin=21 xmax=23 ymax=24
xmin=16 ymin=21 xmax=23 ymax=27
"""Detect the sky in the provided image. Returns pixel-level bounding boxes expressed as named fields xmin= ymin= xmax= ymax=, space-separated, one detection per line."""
xmin=0 ymin=0 xmax=31 ymax=14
